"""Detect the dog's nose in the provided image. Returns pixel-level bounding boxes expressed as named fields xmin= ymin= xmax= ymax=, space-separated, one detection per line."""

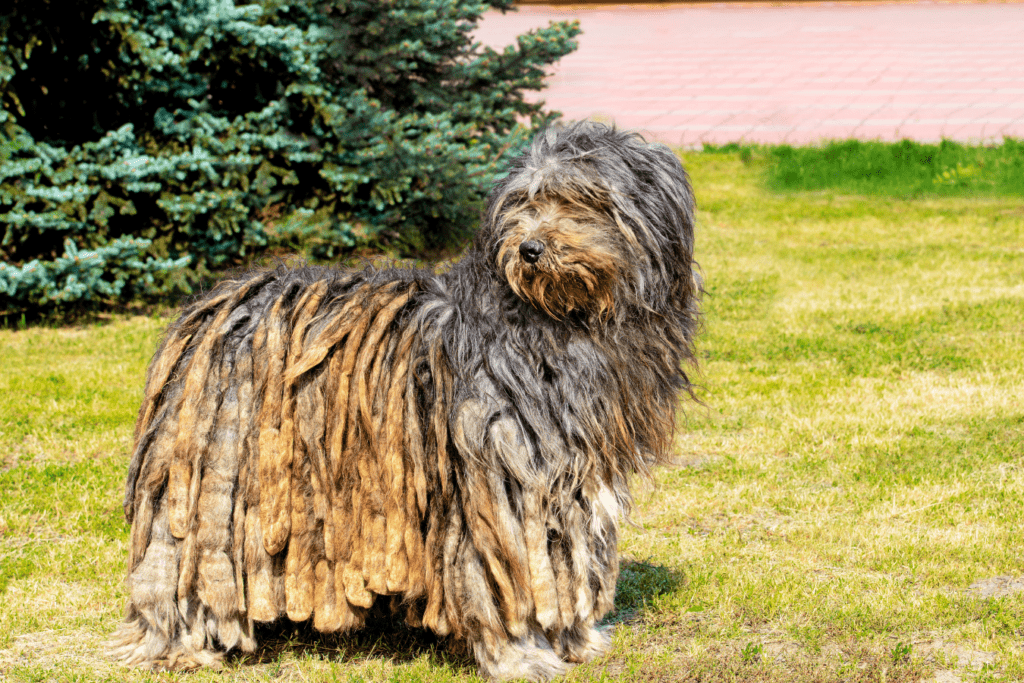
xmin=519 ymin=240 xmax=545 ymax=264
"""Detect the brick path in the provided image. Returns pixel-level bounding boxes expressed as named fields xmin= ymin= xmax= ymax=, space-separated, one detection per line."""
xmin=474 ymin=2 xmax=1024 ymax=146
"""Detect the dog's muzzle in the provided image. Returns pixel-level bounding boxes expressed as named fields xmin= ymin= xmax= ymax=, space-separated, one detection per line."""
xmin=519 ymin=240 xmax=545 ymax=264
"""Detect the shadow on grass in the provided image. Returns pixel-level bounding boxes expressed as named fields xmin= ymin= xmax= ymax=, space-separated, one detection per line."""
xmin=231 ymin=604 xmax=474 ymax=674
xmin=227 ymin=560 xmax=682 ymax=671
xmin=607 ymin=558 xmax=682 ymax=624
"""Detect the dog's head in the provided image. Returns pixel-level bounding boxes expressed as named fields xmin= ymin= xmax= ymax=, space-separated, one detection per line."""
xmin=480 ymin=122 xmax=698 ymax=321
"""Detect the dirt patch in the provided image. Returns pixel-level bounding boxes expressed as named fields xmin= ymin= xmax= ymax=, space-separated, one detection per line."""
xmin=914 ymin=637 xmax=998 ymax=683
xmin=966 ymin=575 xmax=1024 ymax=599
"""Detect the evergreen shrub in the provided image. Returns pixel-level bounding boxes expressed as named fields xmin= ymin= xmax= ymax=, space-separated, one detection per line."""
xmin=0 ymin=0 xmax=580 ymax=313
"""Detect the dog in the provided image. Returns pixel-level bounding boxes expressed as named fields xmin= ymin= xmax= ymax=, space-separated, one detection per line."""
xmin=110 ymin=121 xmax=701 ymax=681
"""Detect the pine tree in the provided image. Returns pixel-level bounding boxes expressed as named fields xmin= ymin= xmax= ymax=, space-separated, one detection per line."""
xmin=0 ymin=0 xmax=580 ymax=313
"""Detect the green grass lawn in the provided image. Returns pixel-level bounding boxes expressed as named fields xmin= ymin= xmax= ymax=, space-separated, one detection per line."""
xmin=1 ymin=144 xmax=1023 ymax=682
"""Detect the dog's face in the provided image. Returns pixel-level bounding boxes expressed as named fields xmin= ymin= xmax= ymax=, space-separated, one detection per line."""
xmin=493 ymin=189 xmax=626 ymax=320
xmin=481 ymin=122 xmax=698 ymax=322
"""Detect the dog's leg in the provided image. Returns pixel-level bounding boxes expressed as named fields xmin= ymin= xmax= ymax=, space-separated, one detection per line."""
xmin=113 ymin=337 xmax=257 ymax=670
xmin=550 ymin=620 xmax=614 ymax=664
xmin=450 ymin=517 xmax=571 ymax=681
xmin=471 ymin=623 xmax=571 ymax=682
xmin=109 ymin=498 xmax=226 ymax=670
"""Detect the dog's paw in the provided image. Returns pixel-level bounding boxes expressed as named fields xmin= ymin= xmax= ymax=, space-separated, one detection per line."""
xmin=473 ymin=627 xmax=572 ymax=681
xmin=561 ymin=624 xmax=612 ymax=664
xmin=481 ymin=649 xmax=571 ymax=682
xmin=107 ymin=616 xmax=224 ymax=671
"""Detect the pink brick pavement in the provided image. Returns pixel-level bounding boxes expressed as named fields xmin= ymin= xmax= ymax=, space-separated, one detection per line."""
xmin=474 ymin=2 xmax=1024 ymax=146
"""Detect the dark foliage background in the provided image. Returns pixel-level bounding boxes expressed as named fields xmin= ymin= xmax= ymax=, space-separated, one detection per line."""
xmin=0 ymin=0 xmax=579 ymax=313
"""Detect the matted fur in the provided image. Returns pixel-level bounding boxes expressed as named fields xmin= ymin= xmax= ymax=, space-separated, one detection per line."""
xmin=110 ymin=122 xmax=701 ymax=680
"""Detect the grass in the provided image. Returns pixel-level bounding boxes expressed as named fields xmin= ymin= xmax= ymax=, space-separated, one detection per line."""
xmin=707 ymin=137 xmax=1024 ymax=199
xmin=1 ymin=141 xmax=1023 ymax=681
